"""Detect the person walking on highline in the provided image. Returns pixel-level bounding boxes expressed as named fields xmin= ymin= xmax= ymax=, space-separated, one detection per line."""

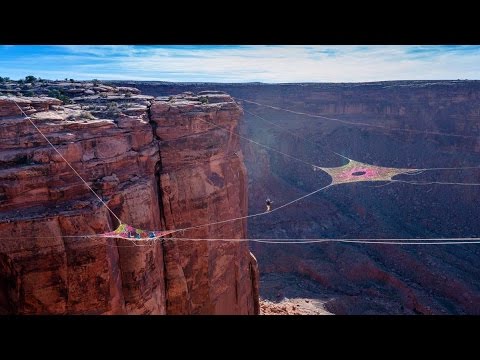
xmin=266 ymin=198 xmax=273 ymax=212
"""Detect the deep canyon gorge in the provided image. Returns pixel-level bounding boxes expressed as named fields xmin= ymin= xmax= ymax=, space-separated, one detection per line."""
xmin=124 ymin=80 xmax=480 ymax=314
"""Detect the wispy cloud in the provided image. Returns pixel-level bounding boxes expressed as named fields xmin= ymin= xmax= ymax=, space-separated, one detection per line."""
xmin=0 ymin=45 xmax=479 ymax=82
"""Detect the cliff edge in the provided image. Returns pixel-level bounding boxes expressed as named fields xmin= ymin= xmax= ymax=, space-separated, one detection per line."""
xmin=0 ymin=86 xmax=259 ymax=314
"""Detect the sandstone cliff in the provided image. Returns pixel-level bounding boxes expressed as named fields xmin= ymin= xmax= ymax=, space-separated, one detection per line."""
xmin=0 ymin=89 xmax=259 ymax=314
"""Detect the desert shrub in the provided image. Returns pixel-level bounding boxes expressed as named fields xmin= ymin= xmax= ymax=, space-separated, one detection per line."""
xmin=199 ymin=96 xmax=209 ymax=104
xmin=25 ymin=75 xmax=37 ymax=83
xmin=66 ymin=111 xmax=95 ymax=121
xmin=124 ymin=92 xmax=132 ymax=97
xmin=107 ymin=102 xmax=118 ymax=110
xmin=48 ymin=89 xmax=72 ymax=104
xmin=106 ymin=101 xmax=121 ymax=115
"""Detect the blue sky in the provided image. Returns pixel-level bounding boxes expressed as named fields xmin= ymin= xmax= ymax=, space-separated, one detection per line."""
xmin=1 ymin=45 xmax=479 ymax=82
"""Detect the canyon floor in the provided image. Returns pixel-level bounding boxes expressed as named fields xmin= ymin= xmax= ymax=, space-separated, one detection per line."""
xmin=260 ymin=273 xmax=333 ymax=314
xmin=260 ymin=299 xmax=331 ymax=315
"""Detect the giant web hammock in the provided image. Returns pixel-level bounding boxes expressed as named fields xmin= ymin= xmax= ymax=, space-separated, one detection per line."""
xmin=7 ymin=97 xmax=480 ymax=245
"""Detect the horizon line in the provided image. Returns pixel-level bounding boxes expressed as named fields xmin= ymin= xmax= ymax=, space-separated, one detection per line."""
xmin=3 ymin=78 xmax=480 ymax=85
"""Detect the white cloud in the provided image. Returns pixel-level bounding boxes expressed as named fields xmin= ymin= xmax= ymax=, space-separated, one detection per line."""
xmin=3 ymin=45 xmax=480 ymax=82
xmin=104 ymin=45 xmax=480 ymax=82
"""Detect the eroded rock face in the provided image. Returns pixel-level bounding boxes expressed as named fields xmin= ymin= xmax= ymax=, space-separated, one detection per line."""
xmin=0 ymin=90 xmax=259 ymax=315
xmin=150 ymin=94 xmax=258 ymax=314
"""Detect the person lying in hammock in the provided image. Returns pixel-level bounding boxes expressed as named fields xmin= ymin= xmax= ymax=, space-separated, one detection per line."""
xmin=266 ymin=198 xmax=273 ymax=212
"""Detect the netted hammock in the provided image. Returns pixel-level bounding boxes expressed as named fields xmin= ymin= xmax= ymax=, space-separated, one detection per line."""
xmin=100 ymin=223 xmax=177 ymax=240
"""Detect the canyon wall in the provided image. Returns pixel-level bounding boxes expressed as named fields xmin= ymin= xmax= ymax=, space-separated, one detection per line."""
xmin=0 ymin=88 xmax=259 ymax=314
xmin=150 ymin=93 xmax=258 ymax=314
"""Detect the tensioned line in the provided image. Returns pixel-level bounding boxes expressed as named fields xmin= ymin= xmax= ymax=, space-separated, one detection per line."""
xmin=238 ymin=98 xmax=480 ymax=140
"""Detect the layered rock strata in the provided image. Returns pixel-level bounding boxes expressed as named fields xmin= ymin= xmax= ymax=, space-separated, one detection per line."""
xmin=0 ymin=88 xmax=259 ymax=315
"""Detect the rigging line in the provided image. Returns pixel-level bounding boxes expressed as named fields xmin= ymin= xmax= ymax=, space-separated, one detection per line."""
xmin=241 ymin=100 xmax=350 ymax=165
xmin=331 ymin=151 xmax=351 ymax=161
xmin=104 ymin=176 xmax=477 ymax=237
xmin=103 ymin=241 xmax=480 ymax=248
xmin=20 ymin=238 xmax=480 ymax=249
xmin=166 ymin=183 xmax=334 ymax=235
xmin=251 ymin=240 xmax=480 ymax=245
xmin=11 ymin=100 xmax=123 ymax=224
xmin=402 ymin=170 xmax=427 ymax=176
xmin=237 ymin=98 xmax=480 ymax=140
xmin=242 ymin=107 xmax=351 ymax=165
xmin=414 ymin=166 xmax=480 ymax=171
xmin=3 ymin=181 xmax=332 ymax=239
xmin=391 ymin=179 xmax=480 ymax=186
xmin=6 ymin=234 xmax=480 ymax=243
xmin=243 ymin=107 xmax=326 ymax=150
xmin=161 ymin=237 xmax=480 ymax=242
xmin=196 ymin=117 xmax=318 ymax=168
xmin=242 ymin=105 xmax=479 ymax=173
xmin=90 ymin=236 xmax=480 ymax=248
xmin=244 ymin=106 xmax=480 ymax=174
xmin=99 ymin=237 xmax=480 ymax=247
